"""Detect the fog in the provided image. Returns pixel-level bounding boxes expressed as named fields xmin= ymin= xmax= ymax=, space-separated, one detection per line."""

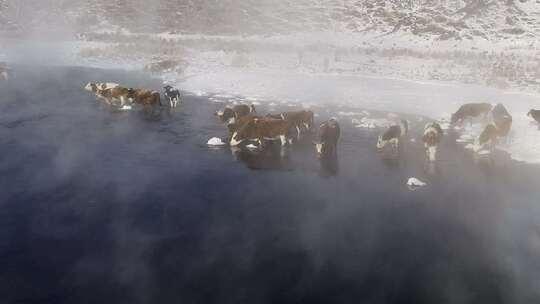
xmin=1 ymin=1 xmax=540 ymax=304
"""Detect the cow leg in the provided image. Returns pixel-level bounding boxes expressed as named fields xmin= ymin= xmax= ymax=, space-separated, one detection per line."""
xmin=392 ymin=138 xmax=399 ymax=151
xmin=280 ymin=135 xmax=288 ymax=146
xmin=296 ymin=126 xmax=301 ymax=140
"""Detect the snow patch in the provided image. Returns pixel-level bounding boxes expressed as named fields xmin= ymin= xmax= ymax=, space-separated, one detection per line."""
xmin=207 ymin=137 xmax=226 ymax=146
xmin=407 ymin=178 xmax=427 ymax=191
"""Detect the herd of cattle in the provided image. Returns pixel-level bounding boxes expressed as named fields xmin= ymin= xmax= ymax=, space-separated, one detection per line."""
xmin=82 ymin=81 xmax=540 ymax=162
xmin=213 ymin=101 xmax=540 ymax=162
xmin=84 ymin=82 xmax=181 ymax=109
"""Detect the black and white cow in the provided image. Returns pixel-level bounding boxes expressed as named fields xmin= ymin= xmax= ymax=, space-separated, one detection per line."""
xmin=314 ymin=118 xmax=340 ymax=159
xmin=451 ymin=103 xmax=492 ymax=126
xmin=377 ymin=119 xmax=408 ymax=152
xmin=422 ymin=122 xmax=444 ymax=162
xmin=164 ymin=85 xmax=181 ymax=108
xmin=527 ymin=109 xmax=540 ymax=124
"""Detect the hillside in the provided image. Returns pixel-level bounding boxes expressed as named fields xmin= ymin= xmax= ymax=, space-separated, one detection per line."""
xmin=1 ymin=0 xmax=540 ymax=42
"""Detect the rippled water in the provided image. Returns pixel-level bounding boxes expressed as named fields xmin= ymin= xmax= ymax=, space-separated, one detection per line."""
xmin=1 ymin=66 xmax=539 ymax=303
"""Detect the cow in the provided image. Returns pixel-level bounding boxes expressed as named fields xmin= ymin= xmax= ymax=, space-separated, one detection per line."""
xmin=314 ymin=118 xmax=340 ymax=159
xmin=84 ymin=82 xmax=119 ymax=93
xmin=230 ymin=117 xmax=294 ymax=147
xmin=527 ymin=109 xmax=540 ymax=124
xmin=0 ymin=66 xmax=11 ymax=81
xmin=127 ymin=88 xmax=161 ymax=107
xmin=164 ymin=85 xmax=181 ymax=108
xmin=281 ymin=110 xmax=315 ymax=139
xmin=84 ymin=82 xmax=121 ymax=103
xmin=476 ymin=123 xmax=498 ymax=152
xmin=377 ymin=119 xmax=408 ymax=152
xmin=95 ymin=86 xmax=131 ymax=106
xmin=491 ymin=103 xmax=512 ymax=138
xmin=422 ymin=122 xmax=444 ymax=162
xmin=216 ymin=104 xmax=256 ymax=123
xmin=451 ymin=103 xmax=492 ymax=126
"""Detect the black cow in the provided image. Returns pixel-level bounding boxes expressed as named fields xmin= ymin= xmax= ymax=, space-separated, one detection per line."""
xmin=314 ymin=119 xmax=340 ymax=159
xmin=422 ymin=122 xmax=444 ymax=162
xmin=164 ymin=85 xmax=181 ymax=108
xmin=527 ymin=109 xmax=540 ymax=124
xmin=377 ymin=120 xmax=408 ymax=152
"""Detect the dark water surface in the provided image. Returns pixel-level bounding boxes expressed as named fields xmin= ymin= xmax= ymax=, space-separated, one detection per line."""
xmin=1 ymin=66 xmax=540 ymax=304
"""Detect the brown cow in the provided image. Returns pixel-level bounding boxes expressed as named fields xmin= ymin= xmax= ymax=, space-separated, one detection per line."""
xmin=451 ymin=103 xmax=492 ymax=125
xmin=491 ymin=103 xmax=512 ymax=137
xmin=230 ymin=117 xmax=294 ymax=147
xmin=96 ymin=87 xmax=131 ymax=106
xmin=127 ymin=88 xmax=161 ymax=107
xmin=216 ymin=104 xmax=256 ymax=123
xmin=227 ymin=114 xmax=260 ymax=136
xmin=267 ymin=110 xmax=314 ymax=139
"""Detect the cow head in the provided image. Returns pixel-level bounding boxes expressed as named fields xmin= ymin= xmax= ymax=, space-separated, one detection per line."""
xmin=528 ymin=110 xmax=533 ymax=117
xmin=230 ymin=131 xmax=244 ymax=146
xmin=84 ymin=82 xmax=97 ymax=92
xmin=450 ymin=113 xmax=460 ymax=125
xmin=376 ymin=136 xmax=385 ymax=151
xmin=218 ymin=108 xmax=235 ymax=122
xmin=314 ymin=141 xmax=324 ymax=159
xmin=477 ymin=124 xmax=498 ymax=150
xmin=127 ymin=88 xmax=137 ymax=100
xmin=164 ymin=85 xmax=173 ymax=92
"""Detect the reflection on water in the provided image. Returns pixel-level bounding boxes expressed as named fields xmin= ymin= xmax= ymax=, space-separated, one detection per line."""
xmin=233 ymin=145 xmax=293 ymax=171
xmin=1 ymin=66 xmax=540 ymax=304
xmin=319 ymin=154 xmax=339 ymax=178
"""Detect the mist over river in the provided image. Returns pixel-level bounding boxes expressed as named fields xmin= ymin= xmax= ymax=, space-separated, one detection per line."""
xmin=1 ymin=66 xmax=539 ymax=303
